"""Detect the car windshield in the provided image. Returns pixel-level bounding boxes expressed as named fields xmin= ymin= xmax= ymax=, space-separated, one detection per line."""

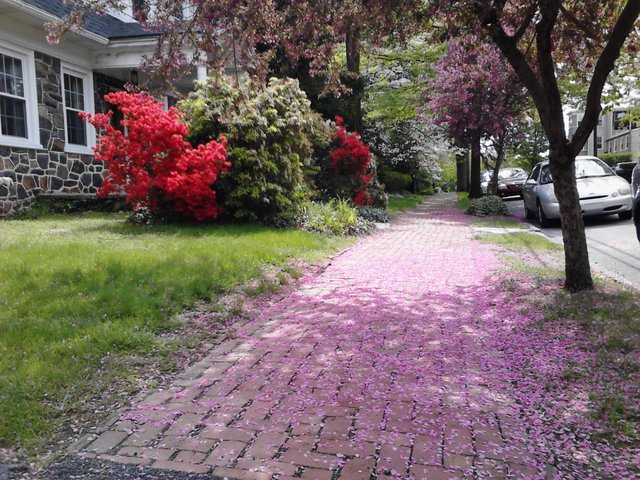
xmin=575 ymin=158 xmax=615 ymax=178
xmin=539 ymin=159 xmax=614 ymax=185
xmin=498 ymin=168 xmax=526 ymax=180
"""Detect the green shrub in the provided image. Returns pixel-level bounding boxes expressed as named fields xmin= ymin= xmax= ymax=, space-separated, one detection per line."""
xmin=466 ymin=195 xmax=510 ymax=217
xmin=12 ymin=196 xmax=128 ymax=219
xmin=380 ymin=170 xmax=413 ymax=192
xmin=298 ymin=200 xmax=373 ymax=235
xmin=599 ymin=152 xmax=633 ymax=167
xmin=180 ymin=74 xmax=323 ymax=222
xmin=356 ymin=206 xmax=390 ymax=223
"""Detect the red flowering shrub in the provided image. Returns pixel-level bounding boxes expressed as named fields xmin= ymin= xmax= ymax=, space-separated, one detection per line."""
xmin=325 ymin=116 xmax=374 ymax=206
xmin=82 ymin=91 xmax=230 ymax=222
xmin=329 ymin=117 xmax=371 ymax=179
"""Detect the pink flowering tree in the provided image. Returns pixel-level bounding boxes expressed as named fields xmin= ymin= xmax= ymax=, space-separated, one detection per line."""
xmin=428 ymin=36 xmax=525 ymax=198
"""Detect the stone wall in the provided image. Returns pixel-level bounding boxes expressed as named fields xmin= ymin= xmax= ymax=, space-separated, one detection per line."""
xmin=0 ymin=51 xmax=107 ymax=216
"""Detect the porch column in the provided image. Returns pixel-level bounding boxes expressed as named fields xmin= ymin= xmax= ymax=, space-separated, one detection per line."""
xmin=197 ymin=65 xmax=208 ymax=81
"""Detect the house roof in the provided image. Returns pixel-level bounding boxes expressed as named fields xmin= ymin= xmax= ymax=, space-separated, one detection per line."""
xmin=22 ymin=0 xmax=154 ymax=40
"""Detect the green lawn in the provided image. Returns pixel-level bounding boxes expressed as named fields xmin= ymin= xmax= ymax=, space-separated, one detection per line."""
xmin=387 ymin=194 xmax=427 ymax=214
xmin=0 ymin=213 xmax=349 ymax=452
xmin=471 ymin=218 xmax=528 ymax=229
xmin=479 ymin=231 xmax=561 ymax=251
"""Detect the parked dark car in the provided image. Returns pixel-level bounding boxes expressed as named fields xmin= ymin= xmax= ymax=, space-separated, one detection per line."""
xmin=496 ymin=167 xmax=528 ymax=198
xmin=632 ymin=161 xmax=640 ymax=241
xmin=615 ymin=161 xmax=636 ymax=183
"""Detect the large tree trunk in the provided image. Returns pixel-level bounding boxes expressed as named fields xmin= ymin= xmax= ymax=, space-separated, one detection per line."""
xmin=488 ymin=134 xmax=506 ymax=195
xmin=345 ymin=25 xmax=363 ymax=133
xmin=469 ymin=134 xmax=483 ymax=198
xmin=549 ymin=147 xmax=594 ymax=292
xmin=456 ymin=150 xmax=469 ymax=192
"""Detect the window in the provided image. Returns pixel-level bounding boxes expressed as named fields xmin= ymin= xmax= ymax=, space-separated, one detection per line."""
xmin=597 ymin=136 xmax=602 ymax=150
xmin=0 ymin=52 xmax=27 ymax=138
xmin=63 ymin=73 xmax=86 ymax=146
xmin=61 ymin=65 xmax=94 ymax=154
xmin=597 ymin=116 xmax=603 ymax=126
xmin=613 ymin=111 xmax=629 ymax=131
xmin=540 ymin=165 xmax=553 ymax=185
xmin=0 ymin=43 xmax=38 ymax=148
xmin=529 ymin=164 xmax=541 ymax=182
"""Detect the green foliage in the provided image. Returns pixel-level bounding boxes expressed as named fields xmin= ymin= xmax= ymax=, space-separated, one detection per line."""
xmin=466 ymin=195 xmax=510 ymax=216
xmin=457 ymin=192 xmax=471 ymax=210
xmin=508 ymin=108 xmax=549 ymax=170
xmin=0 ymin=213 xmax=347 ymax=451
xmin=379 ymin=169 xmax=413 ymax=192
xmin=180 ymin=74 xmax=326 ymax=222
xmin=440 ymin=160 xmax=458 ymax=192
xmin=298 ymin=200 xmax=373 ymax=235
xmin=356 ymin=206 xmax=390 ymax=223
xmin=364 ymin=37 xmax=445 ymax=125
xmin=599 ymin=152 xmax=634 ymax=167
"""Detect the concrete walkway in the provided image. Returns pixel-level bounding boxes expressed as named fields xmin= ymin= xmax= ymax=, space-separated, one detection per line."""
xmin=67 ymin=194 xmax=538 ymax=480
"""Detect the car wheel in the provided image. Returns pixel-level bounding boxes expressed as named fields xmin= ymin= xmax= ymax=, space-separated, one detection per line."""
xmin=619 ymin=210 xmax=632 ymax=221
xmin=537 ymin=200 xmax=550 ymax=228
xmin=525 ymin=204 xmax=535 ymax=220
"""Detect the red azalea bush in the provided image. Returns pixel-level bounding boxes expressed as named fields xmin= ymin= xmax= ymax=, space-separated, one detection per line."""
xmin=82 ymin=91 xmax=230 ymax=222
xmin=325 ymin=116 xmax=374 ymax=206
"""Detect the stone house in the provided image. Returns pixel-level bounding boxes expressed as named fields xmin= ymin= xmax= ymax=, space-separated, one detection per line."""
xmin=0 ymin=0 xmax=203 ymax=216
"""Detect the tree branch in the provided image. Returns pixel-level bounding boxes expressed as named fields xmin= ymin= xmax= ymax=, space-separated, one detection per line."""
xmin=559 ymin=4 xmax=599 ymax=39
xmin=477 ymin=6 xmax=549 ymax=131
xmin=512 ymin=4 xmax=537 ymax=42
xmin=533 ymin=1 xmax=566 ymax=147
xmin=570 ymin=0 xmax=640 ymax=155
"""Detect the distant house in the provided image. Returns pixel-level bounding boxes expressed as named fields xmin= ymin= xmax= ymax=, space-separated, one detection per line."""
xmin=0 ymin=0 xmax=205 ymax=216
xmin=567 ymin=106 xmax=640 ymax=161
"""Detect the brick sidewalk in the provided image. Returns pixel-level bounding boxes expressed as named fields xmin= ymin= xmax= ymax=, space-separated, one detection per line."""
xmin=72 ymin=194 xmax=538 ymax=480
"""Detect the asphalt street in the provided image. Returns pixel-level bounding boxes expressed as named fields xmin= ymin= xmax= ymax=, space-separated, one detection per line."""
xmin=505 ymin=197 xmax=640 ymax=288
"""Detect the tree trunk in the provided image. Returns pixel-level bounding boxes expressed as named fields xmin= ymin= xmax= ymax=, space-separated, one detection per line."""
xmin=548 ymin=147 xmax=594 ymax=292
xmin=469 ymin=134 xmax=483 ymax=198
xmin=345 ymin=25 xmax=363 ymax=133
xmin=456 ymin=151 xmax=469 ymax=192
xmin=488 ymin=134 xmax=506 ymax=195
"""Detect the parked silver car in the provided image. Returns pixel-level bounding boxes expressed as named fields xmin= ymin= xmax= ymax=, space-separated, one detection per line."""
xmin=523 ymin=156 xmax=633 ymax=228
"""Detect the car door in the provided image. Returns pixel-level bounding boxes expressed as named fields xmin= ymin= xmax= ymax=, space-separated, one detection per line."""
xmin=522 ymin=164 xmax=541 ymax=210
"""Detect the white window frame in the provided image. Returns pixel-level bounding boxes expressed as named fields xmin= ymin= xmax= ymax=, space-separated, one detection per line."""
xmin=0 ymin=41 xmax=40 ymax=149
xmin=61 ymin=64 xmax=95 ymax=155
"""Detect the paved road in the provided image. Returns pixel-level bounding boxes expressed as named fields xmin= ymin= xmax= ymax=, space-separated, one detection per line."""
xmin=505 ymin=197 xmax=640 ymax=288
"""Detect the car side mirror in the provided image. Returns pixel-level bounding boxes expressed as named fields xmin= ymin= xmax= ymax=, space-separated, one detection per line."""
xmin=525 ymin=178 xmax=537 ymax=185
